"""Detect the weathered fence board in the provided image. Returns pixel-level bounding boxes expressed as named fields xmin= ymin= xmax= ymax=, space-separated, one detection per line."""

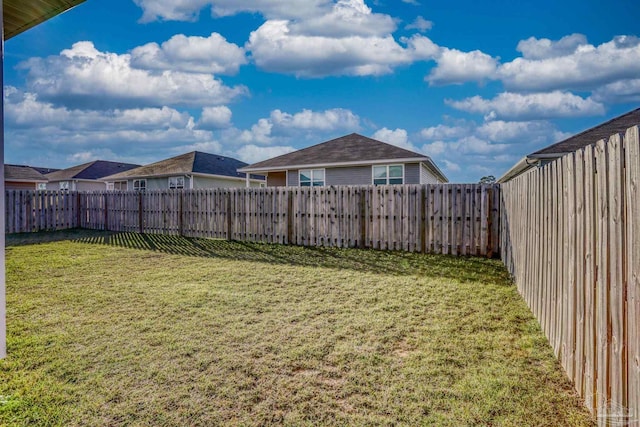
xmin=6 ymin=184 xmax=500 ymax=257
xmin=501 ymin=125 xmax=640 ymax=423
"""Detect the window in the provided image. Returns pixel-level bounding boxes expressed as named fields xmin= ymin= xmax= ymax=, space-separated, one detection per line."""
xmin=373 ymin=165 xmax=404 ymax=185
xmin=299 ymin=169 xmax=325 ymax=187
xmin=37 ymin=183 xmax=47 ymax=190
xmin=106 ymin=181 xmax=127 ymax=191
xmin=169 ymin=176 xmax=185 ymax=189
xmin=133 ymin=179 xmax=147 ymax=192
xmin=59 ymin=181 xmax=70 ymax=190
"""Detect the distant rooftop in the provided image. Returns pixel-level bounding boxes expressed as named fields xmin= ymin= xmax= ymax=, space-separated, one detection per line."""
xmin=5 ymin=164 xmax=48 ymax=182
xmin=45 ymin=160 xmax=140 ymax=181
xmin=531 ymin=107 xmax=640 ymax=158
xmin=240 ymin=133 xmax=448 ymax=183
xmin=101 ymin=151 xmax=264 ymax=181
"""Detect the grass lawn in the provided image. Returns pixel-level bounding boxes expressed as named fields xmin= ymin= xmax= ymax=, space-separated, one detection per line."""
xmin=1 ymin=230 xmax=593 ymax=426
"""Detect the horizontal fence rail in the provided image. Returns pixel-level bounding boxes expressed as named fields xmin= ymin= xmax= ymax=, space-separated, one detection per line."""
xmin=6 ymin=184 xmax=501 ymax=257
xmin=501 ymin=125 xmax=640 ymax=424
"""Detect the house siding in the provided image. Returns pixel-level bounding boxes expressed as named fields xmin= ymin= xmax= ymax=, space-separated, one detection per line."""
xmin=129 ymin=176 xmax=191 ymax=190
xmin=193 ymin=176 xmax=262 ymax=188
xmin=47 ymin=180 xmax=106 ymax=191
xmin=279 ymin=163 xmax=427 ymax=187
xmin=326 ymin=166 xmax=371 ymax=186
xmin=5 ymin=181 xmax=37 ymax=190
xmin=75 ymin=181 xmax=107 ymax=192
xmin=419 ymin=163 xmax=440 ymax=184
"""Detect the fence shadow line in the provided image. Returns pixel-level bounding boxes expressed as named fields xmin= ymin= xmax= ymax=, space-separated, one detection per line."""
xmin=7 ymin=229 xmax=510 ymax=284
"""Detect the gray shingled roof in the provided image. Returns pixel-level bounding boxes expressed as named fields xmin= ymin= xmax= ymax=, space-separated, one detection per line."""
xmin=31 ymin=166 xmax=60 ymax=175
xmin=241 ymin=133 xmax=431 ymax=170
xmin=531 ymin=108 xmax=640 ymax=158
xmin=101 ymin=152 xmax=263 ymax=181
xmin=5 ymin=165 xmax=48 ymax=182
xmin=45 ymin=160 xmax=140 ymax=181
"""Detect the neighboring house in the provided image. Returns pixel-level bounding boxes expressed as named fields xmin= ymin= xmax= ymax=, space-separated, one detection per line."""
xmin=237 ymin=133 xmax=448 ymax=187
xmin=101 ymin=151 xmax=265 ymax=191
xmin=499 ymin=107 xmax=640 ymax=183
xmin=4 ymin=165 xmax=49 ymax=190
xmin=45 ymin=160 xmax=141 ymax=191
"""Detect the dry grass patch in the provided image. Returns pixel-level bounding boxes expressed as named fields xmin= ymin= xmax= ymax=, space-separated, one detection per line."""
xmin=1 ymin=230 xmax=594 ymax=426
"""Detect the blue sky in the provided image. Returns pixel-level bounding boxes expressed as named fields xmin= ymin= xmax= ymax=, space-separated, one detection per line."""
xmin=4 ymin=0 xmax=640 ymax=182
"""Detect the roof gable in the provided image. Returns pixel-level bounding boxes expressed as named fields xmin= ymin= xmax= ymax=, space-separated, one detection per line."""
xmin=242 ymin=133 xmax=429 ymax=170
xmin=101 ymin=151 xmax=258 ymax=181
xmin=5 ymin=164 xmax=47 ymax=182
xmin=45 ymin=160 xmax=140 ymax=181
xmin=4 ymin=0 xmax=86 ymax=40
xmin=531 ymin=107 xmax=640 ymax=158
xmin=192 ymin=152 xmax=252 ymax=179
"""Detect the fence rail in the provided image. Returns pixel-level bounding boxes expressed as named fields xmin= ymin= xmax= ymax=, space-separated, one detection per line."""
xmin=501 ymin=125 xmax=640 ymax=424
xmin=6 ymin=184 xmax=501 ymax=257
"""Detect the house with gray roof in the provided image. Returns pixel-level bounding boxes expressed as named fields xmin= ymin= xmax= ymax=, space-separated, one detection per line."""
xmin=45 ymin=160 xmax=140 ymax=191
xmin=4 ymin=165 xmax=49 ymax=190
xmin=499 ymin=107 xmax=640 ymax=182
xmin=238 ymin=133 xmax=448 ymax=187
xmin=101 ymin=151 xmax=265 ymax=191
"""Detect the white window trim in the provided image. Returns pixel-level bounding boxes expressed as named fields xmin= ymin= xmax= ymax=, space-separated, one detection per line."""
xmin=298 ymin=168 xmax=325 ymax=187
xmin=372 ymin=164 xmax=405 ymax=185
xmin=59 ymin=181 xmax=70 ymax=191
xmin=133 ymin=179 xmax=147 ymax=192
xmin=168 ymin=176 xmax=185 ymax=190
xmin=106 ymin=181 xmax=128 ymax=191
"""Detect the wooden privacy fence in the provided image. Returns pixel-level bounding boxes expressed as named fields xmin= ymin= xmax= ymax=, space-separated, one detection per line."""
xmin=6 ymin=184 xmax=501 ymax=257
xmin=501 ymin=125 xmax=640 ymax=424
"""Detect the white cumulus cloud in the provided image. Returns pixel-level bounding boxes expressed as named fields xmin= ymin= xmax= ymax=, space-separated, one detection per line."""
xmin=199 ymin=106 xmax=233 ymax=129
xmin=405 ymin=16 xmax=433 ymax=32
xmin=236 ymin=144 xmax=297 ymax=164
xmin=372 ymin=127 xmax=421 ymax=152
xmin=426 ymin=48 xmax=498 ymax=85
xmin=516 ymin=33 xmax=588 ymax=60
xmin=19 ymin=41 xmax=247 ymax=109
xmin=133 ymin=0 xmax=330 ymax=22
xmin=446 ymin=91 xmax=605 ymax=120
xmin=130 ymin=33 xmax=247 ymax=75
xmin=592 ymin=78 xmax=640 ymax=104
xmin=499 ymin=35 xmax=640 ymax=91
xmin=247 ymin=21 xmax=436 ymax=77
xmin=289 ymin=0 xmax=396 ymax=37
xmin=270 ymin=108 xmax=360 ymax=131
xmin=226 ymin=107 xmax=361 ymax=144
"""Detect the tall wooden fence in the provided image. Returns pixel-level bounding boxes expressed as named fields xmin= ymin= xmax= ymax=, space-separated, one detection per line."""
xmin=6 ymin=184 xmax=501 ymax=257
xmin=501 ymin=125 xmax=640 ymax=424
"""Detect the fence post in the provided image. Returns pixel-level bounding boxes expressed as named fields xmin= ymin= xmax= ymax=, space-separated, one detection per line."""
xmin=178 ymin=190 xmax=184 ymax=236
xmin=420 ymin=185 xmax=427 ymax=253
xmin=226 ymin=190 xmax=233 ymax=241
xmin=103 ymin=192 xmax=108 ymax=232
xmin=287 ymin=188 xmax=294 ymax=244
xmin=359 ymin=187 xmax=366 ymax=248
xmin=138 ymin=192 xmax=144 ymax=234
xmin=487 ymin=185 xmax=500 ymax=258
xmin=75 ymin=192 xmax=81 ymax=229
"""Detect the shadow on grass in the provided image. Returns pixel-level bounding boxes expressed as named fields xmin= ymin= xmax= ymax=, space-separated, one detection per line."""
xmin=6 ymin=229 xmax=511 ymax=284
